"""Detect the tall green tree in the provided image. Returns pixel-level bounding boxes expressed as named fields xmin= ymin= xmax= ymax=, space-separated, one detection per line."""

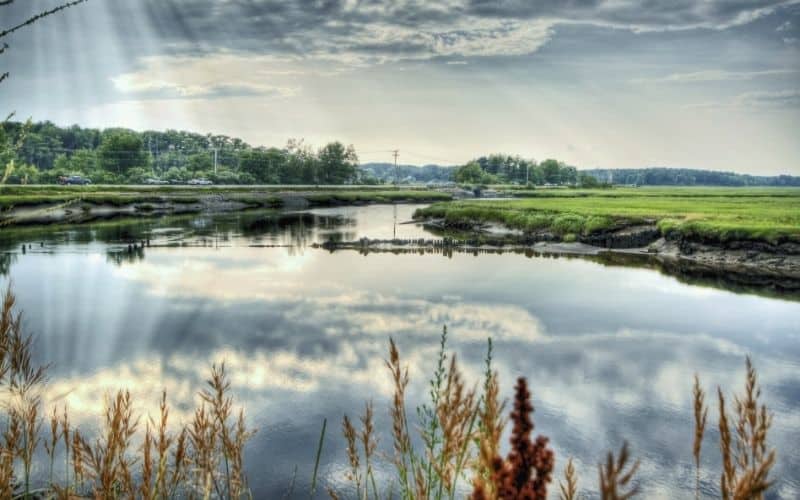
xmin=239 ymin=149 xmax=279 ymax=183
xmin=98 ymin=130 xmax=149 ymax=176
xmin=317 ymin=142 xmax=358 ymax=184
xmin=454 ymin=161 xmax=497 ymax=184
xmin=285 ymin=139 xmax=318 ymax=184
xmin=187 ymin=152 xmax=213 ymax=172
xmin=539 ymin=159 xmax=562 ymax=184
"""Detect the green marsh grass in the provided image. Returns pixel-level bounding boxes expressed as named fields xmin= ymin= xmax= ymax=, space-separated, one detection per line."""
xmin=415 ymin=187 xmax=800 ymax=244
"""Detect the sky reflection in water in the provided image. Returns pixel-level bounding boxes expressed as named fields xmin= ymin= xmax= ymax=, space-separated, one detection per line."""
xmin=1 ymin=205 xmax=798 ymax=498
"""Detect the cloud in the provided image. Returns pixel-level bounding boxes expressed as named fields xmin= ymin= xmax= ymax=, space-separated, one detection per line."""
xmin=684 ymin=89 xmax=800 ymax=109
xmin=776 ymin=20 xmax=792 ymax=31
xmin=632 ymin=69 xmax=797 ymax=84
xmin=464 ymin=0 xmax=796 ymax=31
xmin=112 ymin=79 xmax=297 ymax=100
xmin=111 ymin=55 xmax=301 ymax=100
xmin=93 ymin=0 xmax=799 ymax=65
xmin=735 ymin=89 xmax=800 ymax=106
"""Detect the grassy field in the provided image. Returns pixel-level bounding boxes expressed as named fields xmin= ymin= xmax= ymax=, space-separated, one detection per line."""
xmin=415 ymin=187 xmax=800 ymax=244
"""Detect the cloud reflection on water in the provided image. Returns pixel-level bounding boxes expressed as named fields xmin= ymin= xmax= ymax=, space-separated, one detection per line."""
xmin=30 ymin=257 xmax=800 ymax=497
xmin=1 ymin=206 xmax=798 ymax=497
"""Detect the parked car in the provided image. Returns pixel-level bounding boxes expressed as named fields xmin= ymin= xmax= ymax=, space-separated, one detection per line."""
xmin=187 ymin=178 xmax=213 ymax=186
xmin=144 ymin=178 xmax=169 ymax=185
xmin=58 ymin=175 xmax=92 ymax=185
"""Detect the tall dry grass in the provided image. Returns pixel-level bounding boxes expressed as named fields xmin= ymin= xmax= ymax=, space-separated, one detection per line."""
xmin=0 ymin=285 xmax=254 ymax=499
xmin=714 ymin=358 xmax=775 ymax=500
xmin=335 ymin=330 xmax=777 ymax=500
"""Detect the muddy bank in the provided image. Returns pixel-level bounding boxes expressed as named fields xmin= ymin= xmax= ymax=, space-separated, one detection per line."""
xmin=0 ymin=191 xmax=449 ymax=227
xmin=0 ymin=194 xmax=259 ymax=227
xmin=313 ymin=227 xmax=800 ymax=293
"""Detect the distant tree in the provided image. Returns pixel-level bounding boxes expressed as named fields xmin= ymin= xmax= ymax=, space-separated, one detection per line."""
xmin=164 ymin=167 xmax=190 ymax=183
xmin=454 ymin=161 xmax=498 ymax=184
xmin=12 ymin=130 xmax=62 ymax=169
xmin=285 ymin=139 xmax=318 ymax=184
xmin=125 ymin=167 xmax=150 ymax=184
xmin=209 ymin=169 xmax=241 ymax=185
xmin=239 ymin=149 xmax=279 ymax=183
xmin=98 ymin=130 xmax=148 ymax=176
xmin=1 ymin=163 xmax=38 ymax=184
xmin=560 ymin=165 xmax=578 ymax=185
xmin=187 ymin=152 xmax=213 ymax=172
xmin=318 ymin=142 xmax=358 ymax=184
xmin=53 ymin=149 xmax=97 ymax=174
xmin=528 ymin=164 xmax=544 ymax=185
xmin=578 ymin=173 xmax=600 ymax=188
xmin=539 ymin=159 xmax=562 ymax=184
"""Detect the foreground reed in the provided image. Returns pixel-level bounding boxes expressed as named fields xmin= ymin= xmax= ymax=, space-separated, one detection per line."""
xmin=0 ymin=285 xmax=254 ymax=499
xmin=335 ymin=328 xmax=777 ymax=500
xmin=0 ymin=284 xmax=779 ymax=499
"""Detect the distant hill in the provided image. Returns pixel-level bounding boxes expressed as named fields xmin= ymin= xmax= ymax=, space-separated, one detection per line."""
xmin=583 ymin=168 xmax=800 ymax=187
xmin=360 ymin=162 xmax=454 ymax=183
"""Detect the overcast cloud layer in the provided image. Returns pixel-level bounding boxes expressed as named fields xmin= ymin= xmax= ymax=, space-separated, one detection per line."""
xmin=2 ymin=0 xmax=799 ymax=173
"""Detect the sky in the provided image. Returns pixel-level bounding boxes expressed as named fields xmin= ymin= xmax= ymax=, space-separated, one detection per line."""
xmin=1 ymin=0 xmax=799 ymax=173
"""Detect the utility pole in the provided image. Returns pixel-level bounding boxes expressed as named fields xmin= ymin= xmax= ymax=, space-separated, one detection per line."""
xmin=392 ymin=149 xmax=399 ymax=185
xmin=148 ymin=137 xmax=155 ymax=177
xmin=213 ymin=147 xmax=218 ymax=175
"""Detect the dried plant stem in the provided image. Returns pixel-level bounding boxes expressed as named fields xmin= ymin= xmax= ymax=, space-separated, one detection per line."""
xmin=559 ymin=458 xmax=579 ymax=500
xmin=598 ymin=442 xmax=639 ymax=500
xmin=311 ymin=418 xmax=327 ymax=498
xmin=718 ymin=357 xmax=775 ymax=500
xmin=693 ymin=374 xmax=708 ymax=500
xmin=386 ymin=337 xmax=417 ymax=498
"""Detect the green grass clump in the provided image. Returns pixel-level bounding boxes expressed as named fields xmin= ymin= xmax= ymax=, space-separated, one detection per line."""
xmin=552 ymin=214 xmax=586 ymax=235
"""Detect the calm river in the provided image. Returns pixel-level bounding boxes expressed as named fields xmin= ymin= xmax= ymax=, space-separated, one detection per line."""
xmin=1 ymin=204 xmax=798 ymax=498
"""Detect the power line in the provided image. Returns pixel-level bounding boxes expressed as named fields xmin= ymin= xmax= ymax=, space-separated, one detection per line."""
xmin=401 ymin=150 xmax=456 ymax=165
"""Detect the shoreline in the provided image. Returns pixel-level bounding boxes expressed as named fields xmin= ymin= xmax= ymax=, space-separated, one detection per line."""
xmin=0 ymin=189 xmax=452 ymax=227
xmin=313 ymin=228 xmax=800 ymax=294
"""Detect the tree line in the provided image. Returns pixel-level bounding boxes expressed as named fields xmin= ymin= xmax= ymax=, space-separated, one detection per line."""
xmin=584 ymin=168 xmax=800 ymax=187
xmin=453 ymin=154 xmax=799 ymax=187
xmin=4 ymin=121 xmax=796 ymax=187
xmin=0 ymin=121 xmax=366 ymax=185
xmin=453 ymin=154 xmax=580 ymax=186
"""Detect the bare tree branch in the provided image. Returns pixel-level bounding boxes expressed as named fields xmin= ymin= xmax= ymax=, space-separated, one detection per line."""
xmin=0 ymin=0 xmax=88 ymax=40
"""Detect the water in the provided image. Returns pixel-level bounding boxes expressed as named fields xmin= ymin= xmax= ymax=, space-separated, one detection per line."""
xmin=1 ymin=204 xmax=798 ymax=499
